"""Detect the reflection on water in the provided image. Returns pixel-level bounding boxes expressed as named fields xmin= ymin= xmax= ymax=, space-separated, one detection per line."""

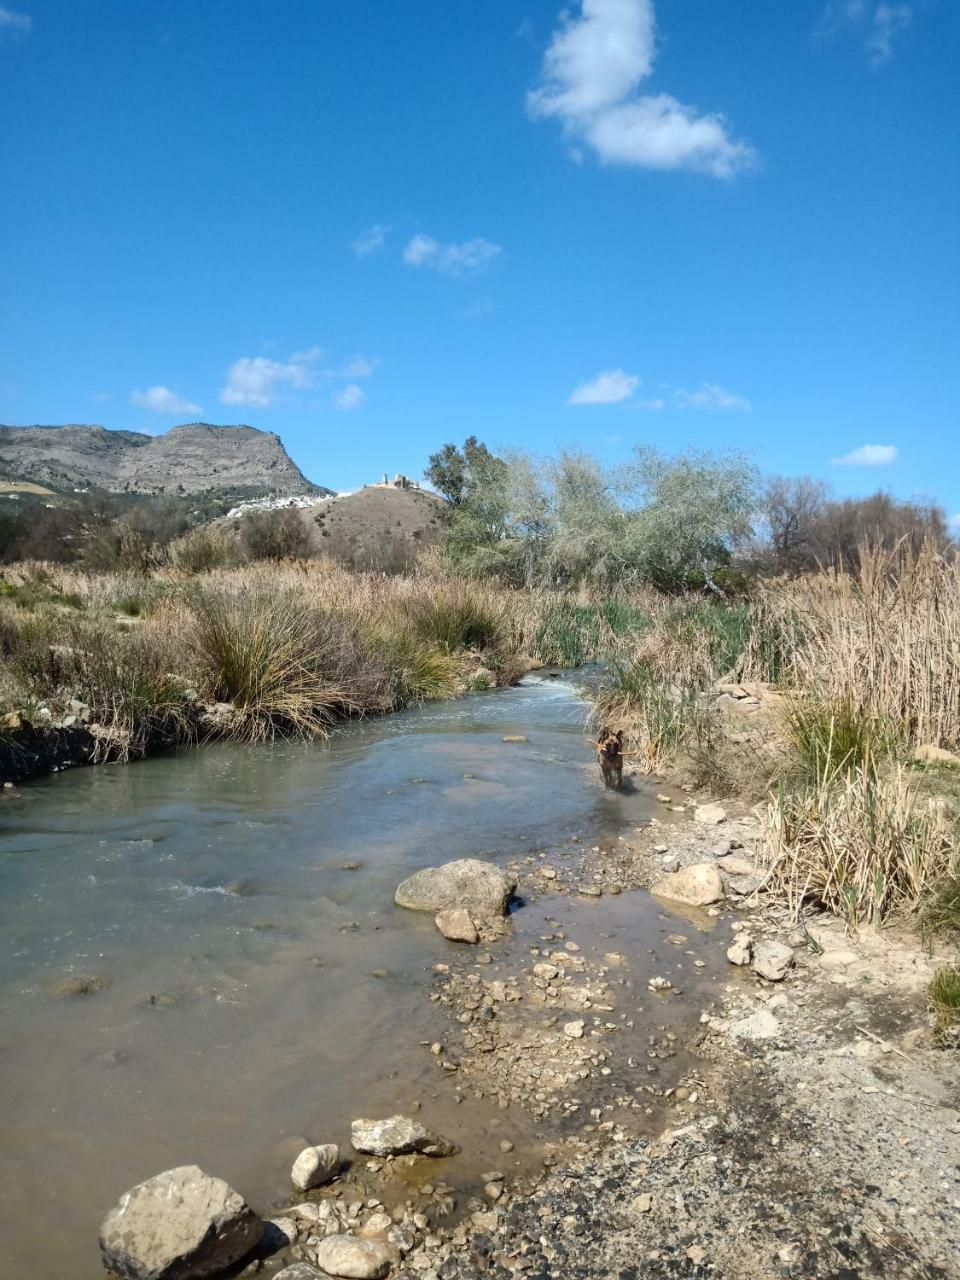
xmin=0 ymin=676 xmax=673 ymax=1278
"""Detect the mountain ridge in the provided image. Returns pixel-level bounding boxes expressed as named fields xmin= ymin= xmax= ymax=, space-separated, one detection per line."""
xmin=0 ymin=422 xmax=328 ymax=496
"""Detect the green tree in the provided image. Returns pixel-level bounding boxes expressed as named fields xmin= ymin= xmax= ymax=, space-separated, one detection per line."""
xmin=424 ymin=437 xmax=504 ymax=506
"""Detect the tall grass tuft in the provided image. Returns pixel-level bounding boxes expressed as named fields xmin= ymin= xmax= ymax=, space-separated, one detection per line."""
xmin=405 ymin=582 xmax=508 ymax=654
xmin=784 ymin=695 xmax=894 ymax=780
xmin=929 ymin=965 xmax=960 ymax=1046
xmin=763 ymin=763 xmax=957 ymax=926
xmin=595 ymin=659 xmax=715 ymax=774
xmin=189 ymin=589 xmax=356 ymax=741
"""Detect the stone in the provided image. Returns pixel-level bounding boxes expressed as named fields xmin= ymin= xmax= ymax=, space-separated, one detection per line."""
xmin=914 ymin=743 xmax=960 ymax=767
xmin=660 ymin=856 xmax=680 ymax=873
xmin=291 ymin=1143 xmax=339 ymax=1191
xmin=694 ymin=803 xmax=727 ymax=825
xmin=357 ymin=1212 xmax=394 ymax=1239
xmin=533 ymin=962 xmax=559 ymax=980
xmin=651 ymin=863 xmax=724 ymax=907
xmin=728 ymin=1010 xmax=781 ymax=1041
xmin=275 ymin=1267 xmax=325 ymax=1280
xmin=315 ymin=1235 xmax=392 ymax=1279
xmin=350 ymin=1115 xmax=457 ymax=1158
xmin=563 ymin=1019 xmax=585 ymax=1038
xmin=395 ymin=859 xmax=516 ymax=918
xmin=99 ymin=1165 xmax=262 ymax=1280
xmin=752 ymin=940 xmax=794 ymax=982
xmin=726 ymin=937 xmax=753 ymax=966
xmin=632 ymin=1193 xmax=653 ymax=1214
xmin=262 ymin=1217 xmax=299 ymax=1250
xmin=501 ymin=735 xmax=527 ymax=743
xmin=717 ymin=855 xmax=755 ymax=877
xmin=434 ymin=908 xmax=479 ymax=944
xmin=56 ymin=973 xmax=106 ymax=997
xmin=819 ymin=948 xmax=859 ymax=970
xmin=728 ymin=874 xmax=764 ymax=895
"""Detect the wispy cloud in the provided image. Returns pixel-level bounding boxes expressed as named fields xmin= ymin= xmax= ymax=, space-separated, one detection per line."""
xmin=817 ymin=2 xmax=912 ymax=67
xmin=351 ymin=224 xmax=390 ymax=258
xmin=675 ymin=382 xmax=751 ymax=411
xmin=528 ymin=0 xmax=756 ymax=179
xmin=403 ymin=234 xmax=502 ymax=277
xmin=342 ymin=355 xmax=377 ymax=378
xmin=130 ymin=385 xmax=201 ymax=416
xmin=334 ymin=384 xmax=365 ymax=411
xmin=0 ymin=6 xmax=31 ymax=36
xmin=832 ymin=443 xmax=898 ymax=465
xmin=569 ymin=368 xmax=640 ymax=405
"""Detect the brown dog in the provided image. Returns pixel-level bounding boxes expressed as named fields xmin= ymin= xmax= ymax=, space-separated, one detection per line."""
xmin=596 ymin=727 xmax=624 ymax=789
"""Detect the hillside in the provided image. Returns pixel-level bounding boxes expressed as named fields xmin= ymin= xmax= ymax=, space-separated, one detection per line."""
xmin=228 ymin=482 xmax=448 ymax=571
xmin=0 ymin=423 xmax=327 ymax=497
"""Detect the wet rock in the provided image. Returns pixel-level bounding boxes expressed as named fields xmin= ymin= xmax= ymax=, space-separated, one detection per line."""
xmin=752 ymin=940 xmax=794 ymax=982
xmin=651 ymin=863 xmax=724 ymax=907
xmin=563 ymin=1019 xmax=585 ymax=1038
xmin=435 ymin=908 xmax=479 ymax=944
xmin=357 ymin=1212 xmax=393 ymax=1239
xmin=395 ymin=859 xmax=516 ymax=918
xmin=728 ymin=1009 xmax=781 ymax=1040
xmin=501 ymin=735 xmax=528 ymax=744
xmin=262 ymin=1216 xmax=299 ymax=1251
xmin=291 ymin=1143 xmax=339 ymax=1191
xmin=275 ymin=1267 xmax=325 ymax=1280
xmin=351 ymin=1115 xmax=457 ymax=1158
xmin=694 ymin=803 xmax=727 ymax=825
xmin=727 ymin=936 xmax=753 ymax=966
xmin=99 ymin=1164 xmax=262 ymax=1280
xmin=56 ymin=973 xmax=107 ymax=997
xmin=315 ymin=1235 xmax=392 ymax=1279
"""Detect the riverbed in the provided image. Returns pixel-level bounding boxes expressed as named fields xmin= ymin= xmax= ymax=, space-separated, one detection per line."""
xmin=0 ymin=676 xmax=718 ymax=1278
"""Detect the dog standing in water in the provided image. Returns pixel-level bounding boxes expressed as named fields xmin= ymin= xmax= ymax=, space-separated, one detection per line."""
xmin=595 ymin=727 xmax=624 ymax=789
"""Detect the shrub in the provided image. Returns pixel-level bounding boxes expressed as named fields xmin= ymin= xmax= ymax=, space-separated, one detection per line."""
xmin=240 ymin=508 xmax=310 ymax=562
xmin=169 ymin=525 xmax=235 ymax=574
xmin=930 ymin=965 xmax=960 ymax=1046
xmin=374 ymin=624 xmax=461 ymax=706
xmin=406 ymin=584 xmax=507 ymax=654
xmin=763 ymin=764 xmax=957 ymax=926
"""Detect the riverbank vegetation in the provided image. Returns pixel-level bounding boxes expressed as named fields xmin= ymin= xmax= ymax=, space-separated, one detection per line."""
xmin=1 ymin=440 xmax=959 ymax=940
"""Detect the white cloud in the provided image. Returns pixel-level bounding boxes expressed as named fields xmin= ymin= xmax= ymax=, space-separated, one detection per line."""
xmin=342 ymin=355 xmax=376 ymax=378
xmin=675 ymin=382 xmax=751 ymax=411
xmin=403 ymin=234 xmax=502 ymax=277
xmin=832 ymin=443 xmax=898 ymax=466
xmin=817 ymin=2 xmax=912 ymax=67
xmin=528 ymin=0 xmax=755 ymax=179
xmin=220 ymin=350 xmax=321 ymax=407
xmin=638 ymin=397 xmax=665 ymax=410
xmin=569 ymin=368 xmax=641 ymax=405
xmin=0 ymin=6 xmax=31 ymax=35
xmin=130 ymin=385 xmax=202 ymax=416
xmin=334 ymin=384 xmax=365 ymax=411
xmin=351 ymin=224 xmax=390 ymax=258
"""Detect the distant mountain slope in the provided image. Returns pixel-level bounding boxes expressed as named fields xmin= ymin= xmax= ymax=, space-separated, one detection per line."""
xmin=0 ymin=423 xmax=328 ymax=496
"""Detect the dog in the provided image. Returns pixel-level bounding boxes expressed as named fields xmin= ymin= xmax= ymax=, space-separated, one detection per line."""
xmin=596 ymin=727 xmax=624 ymax=789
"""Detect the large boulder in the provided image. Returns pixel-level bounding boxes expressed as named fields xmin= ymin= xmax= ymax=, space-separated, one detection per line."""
xmin=350 ymin=1115 xmax=457 ymax=1158
xmin=395 ymin=858 xmax=516 ymax=918
xmin=651 ymin=863 xmax=724 ymax=907
xmin=99 ymin=1165 xmax=262 ymax=1280
xmin=315 ymin=1235 xmax=392 ymax=1279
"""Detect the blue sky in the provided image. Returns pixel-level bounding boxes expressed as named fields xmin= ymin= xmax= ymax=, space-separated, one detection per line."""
xmin=1 ymin=1 xmax=957 ymax=520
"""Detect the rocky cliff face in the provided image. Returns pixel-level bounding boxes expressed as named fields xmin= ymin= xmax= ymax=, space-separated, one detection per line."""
xmin=0 ymin=423 xmax=326 ymax=496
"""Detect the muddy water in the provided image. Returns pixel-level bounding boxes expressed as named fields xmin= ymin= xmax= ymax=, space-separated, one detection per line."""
xmin=0 ymin=677 xmax=719 ymax=1278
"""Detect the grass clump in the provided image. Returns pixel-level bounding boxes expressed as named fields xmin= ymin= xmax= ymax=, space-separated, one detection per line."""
xmin=190 ymin=589 xmax=356 ymax=741
xmin=930 ymin=965 xmax=960 ymax=1046
xmin=406 ymin=583 xmax=507 ymax=655
xmin=595 ymin=659 xmax=714 ymax=774
xmin=784 ymin=695 xmax=894 ymax=780
xmin=763 ymin=763 xmax=957 ymax=927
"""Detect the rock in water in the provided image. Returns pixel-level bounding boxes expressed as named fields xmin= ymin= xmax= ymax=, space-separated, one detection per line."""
xmin=291 ymin=1143 xmax=339 ymax=1191
xmin=694 ymin=803 xmax=727 ymax=825
xmin=315 ymin=1235 xmax=392 ymax=1279
xmin=275 ymin=1267 xmax=326 ymax=1280
xmin=434 ymin=907 xmax=479 ymax=943
xmin=395 ymin=858 xmax=516 ymax=917
xmin=350 ymin=1115 xmax=457 ymax=1158
xmin=753 ymin=940 xmax=794 ymax=982
xmin=651 ymin=863 xmax=724 ymax=907
xmin=98 ymin=1165 xmax=262 ymax=1280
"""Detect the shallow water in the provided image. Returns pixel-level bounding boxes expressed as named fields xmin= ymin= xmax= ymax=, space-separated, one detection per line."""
xmin=0 ymin=677 xmax=712 ymax=1278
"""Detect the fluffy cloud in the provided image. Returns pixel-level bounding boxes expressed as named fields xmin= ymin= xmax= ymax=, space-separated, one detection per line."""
xmin=832 ymin=443 xmax=898 ymax=465
xmin=528 ymin=0 xmax=755 ymax=179
xmin=334 ymin=384 xmax=365 ymax=411
xmin=0 ymin=6 xmax=31 ymax=35
xmin=569 ymin=368 xmax=640 ymax=405
xmin=675 ymin=382 xmax=751 ymax=411
xmin=130 ymin=385 xmax=201 ymax=416
xmin=818 ymin=2 xmax=912 ymax=67
xmin=220 ymin=350 xmax=321 ymax=407
xmin=403 ymin=234 xmax=502 ymax=277
xmin=352 ymin=224 xmax=390 ymax=258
